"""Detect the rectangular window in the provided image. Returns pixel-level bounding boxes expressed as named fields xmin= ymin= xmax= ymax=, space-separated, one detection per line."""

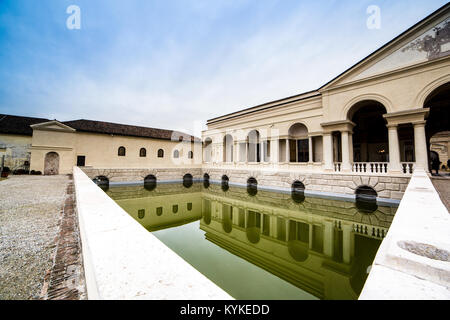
xmin=77 ymin=156 xmax=86 ymax=166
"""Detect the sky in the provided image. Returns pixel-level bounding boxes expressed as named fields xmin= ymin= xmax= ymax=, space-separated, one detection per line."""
xmin=0 ymin=0 xmax=448 ymax=136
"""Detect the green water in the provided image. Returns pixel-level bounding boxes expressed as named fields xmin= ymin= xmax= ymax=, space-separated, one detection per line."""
xmin=106 ymin=182 xmax=397 ymax=300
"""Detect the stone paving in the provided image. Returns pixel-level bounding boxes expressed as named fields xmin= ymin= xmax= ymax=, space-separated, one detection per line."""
xmin=0 ymin=175 xmax=85 ymax=300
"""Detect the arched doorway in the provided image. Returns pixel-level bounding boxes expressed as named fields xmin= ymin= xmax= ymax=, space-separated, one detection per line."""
xmin=247 ymin=130 xmax=260 ymax=163
xmin=288 ymin=123 xmax=309 ymax=162
xmin=349 ymin=101 xmax=388 ymax=163
xmin=203 ymin=138 xmax=212 ymax=162
xmin=44 ymin=152 xmax=59 ymax=175
xmin=424 ymin=82 xmax=450 ymax=173
xmin=223 ymin=134 xmax=233 ymax=163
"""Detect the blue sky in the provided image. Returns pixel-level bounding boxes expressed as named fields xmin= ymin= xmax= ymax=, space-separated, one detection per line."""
xmin=0 ymin=0 xmax=447 ymax=136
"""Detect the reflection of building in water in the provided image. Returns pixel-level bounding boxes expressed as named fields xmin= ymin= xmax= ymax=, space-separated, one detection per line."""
xmin=200 ymin=184 xmax=397 ymax=300
xmin=108 ymin=184 xmax=202 ymax=231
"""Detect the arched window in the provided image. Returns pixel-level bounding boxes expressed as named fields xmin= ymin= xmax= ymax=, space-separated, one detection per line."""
xmin=118 ymin=146 xmax=126 ymax=156
xmin=140 ymin=148 xmax=147 ymax=157
xmin=157 ymin=149 xmax=164 ymax=158
xmin=173 ymin=149 xmax=180 ymax=158
xmin=188 ymin=151 xmax=194 ymax=159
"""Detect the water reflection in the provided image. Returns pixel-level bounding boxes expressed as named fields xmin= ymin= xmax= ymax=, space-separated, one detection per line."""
xmin=107 ymin=182 xmax=397 ymax=300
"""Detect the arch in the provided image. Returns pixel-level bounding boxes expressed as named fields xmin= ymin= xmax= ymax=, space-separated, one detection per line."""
xmin=203 ymin=173 xmax=210 ymax=188
xmin=44 ymin=152 xmax=59 ymax=175
xmin=183 ymin=173 xmax=193 ymax=188
xmin=118 ymin=146 xmax=126 ymax=156
xmin=157 ymin=149 xmax=164 ymax=158
xmin=173 ymin=149 xmax=180 ymax=159
xmin=139 ymin=148 xmax=147 ymax=157
xmin=222 ymin=205 xmax=233 ymax=234
xmin=291 ymin=180 xmax=305 ymax=203
xmin=247 ymin=130 xmax=260 ymax=162
xmin=342 ymin=94 xmax=393 ymax=120
xmin=203 ymin=138 xmax=212 ymax=162
xmin=144 ymin=174 xmax=157 ymax=191
xmin=423 ymin=81 xmax=450 ymax=173
xmin=415 ymin=74 xmax=450 ymax=108
xmin=246 ymin=211 xmax=261 ymax=244
xmin=287 ymin=123 xmax=309 ymax=162
xmin=349 ymin=100 xmax=389 ymax=163
xmin=93 ymin=175 xmax=109 ymax=191
xmin=355 ymin=185 xmax=378 ymax=214
xmin=221 ymin=175 xmax=229 ymax=192
xmin=223 ymin=134 xmax=234 ymax=163
xmin=247 ymin=177 xmax=258 ymax=196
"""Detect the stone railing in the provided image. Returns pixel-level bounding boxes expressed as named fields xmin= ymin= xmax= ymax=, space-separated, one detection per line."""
xmin=352 ymin=162 xmax=388 ymax=174
xmin=401 ymin=162 xmax=415 ymax=174
xmin=333 ymin=162 xmax=342 ymax=172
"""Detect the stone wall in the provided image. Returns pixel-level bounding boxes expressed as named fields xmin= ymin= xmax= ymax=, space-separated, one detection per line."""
xmin=203 ymin=168 xmax=410 ymax=200
xmin=80 ymin=167 xmax=203 ymax=183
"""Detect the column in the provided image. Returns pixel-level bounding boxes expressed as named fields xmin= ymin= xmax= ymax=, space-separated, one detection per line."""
xmin=323 ymin=133 xmax=333 ymax=171
xmin=387 ymin=124 xmax=402 ymax=173
xmin=413 ymin=121 xmax=429 ymax=172
xmin=245 ymin=142 xmax=249 ymax=163
xmin=308 ymin=136 xmax=314 ymax=163
xmin=235 ymin=141 xmax=240 ymax=163
xmin=341 ymin=131 xmax=351 ymax=172
xmin=271 ymin=138 xmax=279 ymax=164
xmin=323 ymin=220 xmax=333 ymax=257
xmin=260 ymin=140 xmax=265 ymax=163
xmin=285 ymin=139 xmax=290 ymax=163
xmin=349 ymin=132 xmax=354 ymax=164
xmin=342 ymin=223 xmax=353 ymax=264
xmin=308 ymin=224 xmax=313 ymax=249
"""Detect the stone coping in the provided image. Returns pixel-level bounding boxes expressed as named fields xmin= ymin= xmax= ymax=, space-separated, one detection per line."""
xmin=359 ymin=169 xmax=450 ymax=300
xmin=73 ymin=166 xmax=232 ymax=300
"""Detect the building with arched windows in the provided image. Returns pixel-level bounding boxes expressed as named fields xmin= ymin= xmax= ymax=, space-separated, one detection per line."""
xmin=201 ymin=4 xmax=450 ymax=201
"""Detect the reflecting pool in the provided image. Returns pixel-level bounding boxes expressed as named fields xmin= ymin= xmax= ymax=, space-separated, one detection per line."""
xmin=106 ymin=182 xmax=397 ymax=300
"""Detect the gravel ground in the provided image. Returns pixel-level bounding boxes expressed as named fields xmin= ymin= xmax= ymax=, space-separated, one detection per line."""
xmin=0 ymin=175 xmax=70 ymax=300
xmin=431 ymin=177 xmax=450 ymax=213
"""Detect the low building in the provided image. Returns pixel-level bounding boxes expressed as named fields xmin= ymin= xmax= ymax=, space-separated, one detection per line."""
xmin=0 ymin=115 xmax=202 ymax=178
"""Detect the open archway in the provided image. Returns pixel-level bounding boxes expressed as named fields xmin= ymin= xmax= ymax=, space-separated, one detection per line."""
xmin=348 ymin=100 xmax=388 ymax=163
xmin=288 ymin=123 xmax=309 ymax=162
xmin=203 ymin=138 xmax=212 ymax=162
xmin=223 ymin=134 xmax=234 ymax=163
xmin=424 ymin=82 xmax=450 ymax=174
xmin=247 ymin=130 xmax=260 ymax=163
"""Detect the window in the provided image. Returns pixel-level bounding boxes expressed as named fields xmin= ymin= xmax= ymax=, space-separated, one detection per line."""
xmin=138 ymin=209 xmax=145 ymax=219
xmin=188 ymin=151 xmax=193 ymax=159
xmin=187 ymin=203 xmax=192 ymax=211
xmin=173 ymin=150 xmax=179 ymax=158
xmin=140 ymin=148 xmax=147 ymax=157
xmin=118 ymin=146 xmax=126 ymax=156
xmin=157 ymin=149 xmax=164 ymax=158
xmin=172 ymin=205 xmax=178 ymax=214
xmin=77 ymin=156 xmax=86 ymax=166
xmin=156 ymin=207 xmax=163 ymax=216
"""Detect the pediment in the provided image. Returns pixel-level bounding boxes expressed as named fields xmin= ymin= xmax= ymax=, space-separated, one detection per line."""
xmin=322 ymin=4 xmax=450 ymax=90
xmin=30 ymin=120 xmax=76 ymax=133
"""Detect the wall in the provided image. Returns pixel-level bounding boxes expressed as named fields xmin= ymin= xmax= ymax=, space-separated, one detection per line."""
xmin=0 ymin=134 xmax=32 ymax=169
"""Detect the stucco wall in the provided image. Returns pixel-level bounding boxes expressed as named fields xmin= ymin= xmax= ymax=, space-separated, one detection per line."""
xmin=0 ymin=134 xmax=32 ymax=169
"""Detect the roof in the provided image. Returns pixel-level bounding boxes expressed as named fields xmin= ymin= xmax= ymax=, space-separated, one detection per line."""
xmin=0 ymin=114 xmax=200 ymax=142
xmin=207 ymin=2 xmax=450 ymax=125
xmin=63 ymin=119 xmax=200 ymax=142
xmin=0 ymin=114 xmax=50 ymax=136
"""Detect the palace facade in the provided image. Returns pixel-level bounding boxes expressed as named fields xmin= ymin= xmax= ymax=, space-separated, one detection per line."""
xmin=201 ymin=3 xmax=450 ymax=200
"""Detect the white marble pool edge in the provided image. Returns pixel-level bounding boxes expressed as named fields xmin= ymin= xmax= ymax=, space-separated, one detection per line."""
xmin=359 ymin=169 xmax=450 ymax=300
xmin=73 ymin=166 xmax=232 ymax=300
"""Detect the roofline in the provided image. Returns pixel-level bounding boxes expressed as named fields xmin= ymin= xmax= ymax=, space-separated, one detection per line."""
xmin=319 ymin=2 xmax=450 ymax=90
xmin=206 ymin=90 xmax=320 ymax=124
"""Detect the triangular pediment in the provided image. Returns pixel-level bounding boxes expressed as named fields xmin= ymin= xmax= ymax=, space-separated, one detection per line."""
xmin=30 ymin=120 xmax=76 ymax=133
xmin=321 ymin=4 xmax=450 ymax=90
